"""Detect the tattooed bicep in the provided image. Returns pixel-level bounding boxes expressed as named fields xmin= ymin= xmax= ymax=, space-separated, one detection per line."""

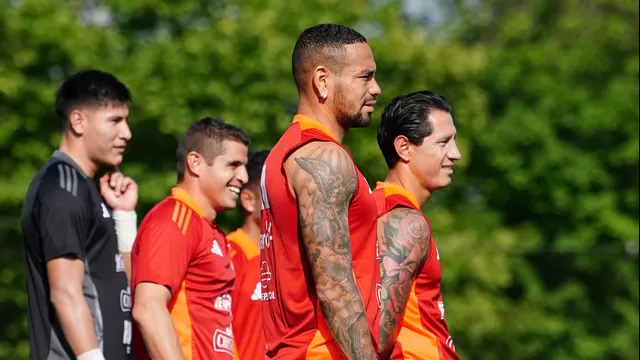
xmin=378 ymin=207 xmax=431 ymax=266
xmin=287 ymin=142 xmax=357 ymax=209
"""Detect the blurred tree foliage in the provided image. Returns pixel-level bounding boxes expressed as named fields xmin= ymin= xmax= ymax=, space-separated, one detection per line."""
xmin=0 ymin=0 xmax=637 ymax=359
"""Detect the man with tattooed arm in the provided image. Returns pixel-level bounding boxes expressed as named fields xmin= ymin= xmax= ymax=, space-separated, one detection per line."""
xmin=374 ymin=91 xmax=461 ymax=360
xmin=259 ymin=24 xmax=382 ymax=359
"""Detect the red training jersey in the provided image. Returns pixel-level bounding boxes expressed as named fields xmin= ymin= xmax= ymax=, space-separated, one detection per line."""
xmin=227 ymin=228 xmax=265 ymax=360
xmin=259 ymin=115 xmax=381 ymax=359
xmin=373 ymin=182 xmax=458 ymax=360
xmin=131 ymin=187 xmax=236 ymax=360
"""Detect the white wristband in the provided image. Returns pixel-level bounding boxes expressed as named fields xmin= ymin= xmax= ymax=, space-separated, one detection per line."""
xmin=77 ymin=349 xmax=105 ymax=360
xmin=113 ymin=210 xmax=137 ymax=252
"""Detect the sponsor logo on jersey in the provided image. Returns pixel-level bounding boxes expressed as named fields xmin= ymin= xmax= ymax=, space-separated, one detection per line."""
xmin=251 ymin=282 xmax=261 ymax=301
xmin=211 ymin=239 xmax=223 ymax=256
xmin=438 ymin=300 xmax=445 ymax=320
xmin=120 ymin=287 xmax=131 ymax=312
xmin=260 ymin=261 xmax=276 ymax=301
xmin=101 ymin=203 xmax=111 ymax=218
xmin=115 ymin=254 xmax=125 ymax=273
xmin=260 ymin=261 xmax=271 ymax=289
xmin=214 ymin=293 xmax=232 ymax=313
xmin=213 ymin=326 xmax=234 ymax=355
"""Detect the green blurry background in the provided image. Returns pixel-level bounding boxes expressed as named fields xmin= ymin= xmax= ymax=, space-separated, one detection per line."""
xmin=0 ymin=0 xmax=638 ymax=359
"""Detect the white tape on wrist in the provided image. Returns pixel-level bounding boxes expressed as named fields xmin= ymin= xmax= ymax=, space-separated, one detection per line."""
xmin=77 ymin=349 xmax=105 ymax=360
xmin=113 ymin=210 xmax=137 ymax=252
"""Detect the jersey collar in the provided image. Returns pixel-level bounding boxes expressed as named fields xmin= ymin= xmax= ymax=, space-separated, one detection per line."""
xmin=293 ymin=115 xmax=338 ymax=141
xmin=170 ymin=187 xmax=205 ymax=218
xmin=375 ymin=181 xmax=420 ymax=209
xmin=51 ymin=151 xmax=88 ymax=178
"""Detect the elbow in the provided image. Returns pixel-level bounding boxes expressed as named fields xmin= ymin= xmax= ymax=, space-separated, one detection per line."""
xmin=131 ymin=302 xmax=147 ymax=328
xmin=49 ymin=285 xmax=82 ymax=312
xmin=132 ymin=299 xmax=159 ymax=330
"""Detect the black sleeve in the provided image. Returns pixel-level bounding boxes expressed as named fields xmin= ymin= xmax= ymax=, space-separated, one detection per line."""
xmin=34 ymin=169 xmax=91 ymax=263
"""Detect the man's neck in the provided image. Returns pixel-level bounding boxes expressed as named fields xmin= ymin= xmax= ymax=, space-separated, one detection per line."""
xmin=58 ymin=135 xmax=98 ymax=177
xmin=297 ymin=96 xmax=346 ymax=143
xmin=176 ymin=182 xmax=218 ymax=223
xmin=241 ymin=219 xmax=261 ymax=249
xmin=384 ymin=167 xmax=431 ymax=209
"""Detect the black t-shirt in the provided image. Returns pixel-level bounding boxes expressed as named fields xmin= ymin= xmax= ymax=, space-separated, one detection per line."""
xmin=21 ymin=151 xmax=132 ymax=360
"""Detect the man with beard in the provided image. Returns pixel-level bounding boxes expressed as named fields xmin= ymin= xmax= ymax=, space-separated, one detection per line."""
xmin=259 ymin=24 xmax=382 ymax=359
xmin=374 ymin=91 xmax=461 ymax=360
xmin=130 ymin=118 xmax=249 ymax=360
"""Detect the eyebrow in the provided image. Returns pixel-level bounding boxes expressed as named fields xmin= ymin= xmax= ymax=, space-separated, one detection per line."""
xmin=356 ymin=69 xmax=375 ymax=77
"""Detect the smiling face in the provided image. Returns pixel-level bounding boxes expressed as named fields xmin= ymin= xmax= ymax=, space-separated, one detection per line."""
xmin=407 ymin=109 xmax=461 ymax=191
xmin=198 ymin=139 xmax=249 ymax=212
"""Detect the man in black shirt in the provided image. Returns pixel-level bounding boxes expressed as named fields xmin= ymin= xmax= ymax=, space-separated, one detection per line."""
xmin=21 ymin=70 xmax=139 ymax=360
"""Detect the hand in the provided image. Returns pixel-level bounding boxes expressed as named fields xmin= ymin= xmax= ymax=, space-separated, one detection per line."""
xmin=100 ymin=171 xmax=138 ymax=211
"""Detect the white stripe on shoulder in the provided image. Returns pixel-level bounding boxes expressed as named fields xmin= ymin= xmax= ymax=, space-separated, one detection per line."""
xmin=71 ymin=167 xmax=78 ymax=196
xmin=57 ymin=164 xmax=65 ymax=189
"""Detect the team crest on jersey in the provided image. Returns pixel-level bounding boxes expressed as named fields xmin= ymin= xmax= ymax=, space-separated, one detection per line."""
xmin=211 ymin=239 xmax=223 ymax=256
xmin=213 ymin=325 xmax=234 ymax=355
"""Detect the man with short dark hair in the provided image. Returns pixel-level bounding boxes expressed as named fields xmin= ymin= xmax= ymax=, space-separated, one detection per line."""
xmin=260 ymin=23 xmax=382 ymax=359
xmin=21 ymin=69 xmax=138 ymax=360
xmin=374 ymin=90 xmax=461 ymax=359
xmin=131 ymin=117 xmax=249 ymax=360
xmin=227 ymin=150 xmax=270 ymax=360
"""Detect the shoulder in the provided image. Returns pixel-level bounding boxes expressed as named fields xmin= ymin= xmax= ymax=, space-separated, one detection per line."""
xmin=139 ymin=197 xmax=200 ymax=239
xmin=379 ymin=206 xmax=431 ymax=243
xmin=227 ymin=230 xmax=259 ymax=260
xmin=286 ymin=141 xmax=356 ymax=189
xmin=35 ymin=162 xmax=90 ymax=212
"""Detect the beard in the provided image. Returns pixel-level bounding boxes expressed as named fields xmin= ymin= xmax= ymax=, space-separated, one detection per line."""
xmin=334 ymin=86 xmax=372 ymax=129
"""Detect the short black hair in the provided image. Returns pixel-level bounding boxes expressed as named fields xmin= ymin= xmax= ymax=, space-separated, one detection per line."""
xmin=377 ymin=91 xmax=452 ymax=169
xmin=292 ymin=24 xmax=367 ymax=90
xmin=55 ymin=69 xmax=131 ymax=130
xmin=244 ymin=150 xmax=270 ymax=190
xmin=176 ymin=117 xmax=251 ymax=182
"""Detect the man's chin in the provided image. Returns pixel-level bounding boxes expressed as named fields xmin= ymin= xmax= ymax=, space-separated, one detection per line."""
xmin=351 ymin=115 xmax=371 ymax=128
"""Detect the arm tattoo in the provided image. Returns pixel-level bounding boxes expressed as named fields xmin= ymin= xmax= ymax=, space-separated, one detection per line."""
xmin=289 ymin=144 xmax=377 ymax=360
xmin=378 ymin=207 xmax=430 ymax=357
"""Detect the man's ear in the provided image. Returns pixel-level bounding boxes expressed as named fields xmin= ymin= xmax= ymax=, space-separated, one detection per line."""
xmin=240 ymin=188 xmax=255 ymax=213
xmin=312 ymin=65 xmax=329 ymax=101
xmin=68 ymin=109 xmax=87 ymax=135
xmin=393 ymin=135 xmax=412 ymax=163
xmin=186 ymin=151 xmax=203 ymax=177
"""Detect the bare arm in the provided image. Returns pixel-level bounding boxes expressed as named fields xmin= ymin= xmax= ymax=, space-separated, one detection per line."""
xmin=47 ymin=257 xmax=100 ymax=355
xmin=132 ymin=282 xmax=184 ymax=360
xmin=120 ymin=251 xmax=132 ymax=283
xmin=377 ymin=208 xmax=431 ymax=358
xmin=285 ymin=142 xmax=376 ymax=360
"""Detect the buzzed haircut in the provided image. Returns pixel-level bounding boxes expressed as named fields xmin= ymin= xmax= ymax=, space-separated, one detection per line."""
xmin=292 ymin=24 xmax=367 ymax=90
xmin=176 ymin=117 xmax=251 ymax=182
xmin=244 ymin=150 xmax=270 ymax=191
xmin=377 ymin=91 xmax=452 ymax=169
xmin=55 ymin=69 xmax=132 ymax=130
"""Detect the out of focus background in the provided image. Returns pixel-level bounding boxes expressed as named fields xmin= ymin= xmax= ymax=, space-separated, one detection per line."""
xmin=0 ymin=0 xmax=638 ymax=359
